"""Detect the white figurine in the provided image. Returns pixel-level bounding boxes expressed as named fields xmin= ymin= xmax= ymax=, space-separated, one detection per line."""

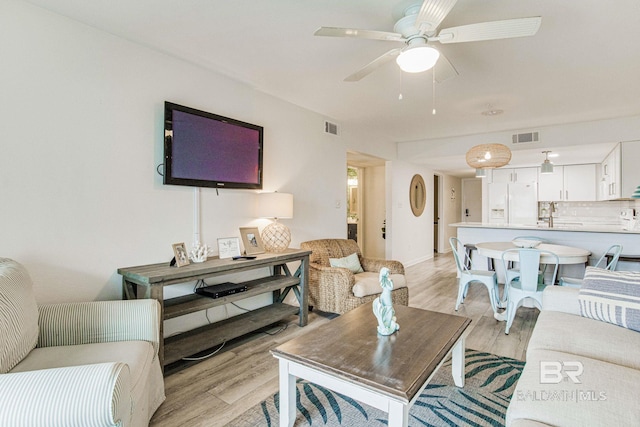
xmin=372 ymin=267 xmax=400 ymax=335
xmin=189 ymin=243 xmax=210 ymax=263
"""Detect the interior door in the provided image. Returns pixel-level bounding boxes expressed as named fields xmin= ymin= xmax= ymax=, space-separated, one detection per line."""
xmin=462 ymin=179 xmax=482 ymax=222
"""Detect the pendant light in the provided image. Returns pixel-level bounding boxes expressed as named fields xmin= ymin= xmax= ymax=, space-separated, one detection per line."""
xmin=540 ymin=151 xmax=554 ymax=174
xmin=466 ymin=144 xmax=512 ymax=170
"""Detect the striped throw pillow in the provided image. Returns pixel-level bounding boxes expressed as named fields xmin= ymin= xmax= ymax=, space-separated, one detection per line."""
xmin=578 ymin=266 xmax=640 ymax=333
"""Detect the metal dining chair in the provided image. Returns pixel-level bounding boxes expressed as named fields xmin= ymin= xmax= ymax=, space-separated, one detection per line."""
xmin=559 ymin=244 xmax=622 ymax=288
xmin=509 ymin=236 xmax=549 ymax=283
xmin=449 ymin=237 xmax=500 ymax=313
xmin=500 ymin=248 xmax=559 ymax=334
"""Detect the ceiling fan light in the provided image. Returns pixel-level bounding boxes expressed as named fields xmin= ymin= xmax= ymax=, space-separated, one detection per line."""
xmin=396 ymin=46 xmax=440 ymax=73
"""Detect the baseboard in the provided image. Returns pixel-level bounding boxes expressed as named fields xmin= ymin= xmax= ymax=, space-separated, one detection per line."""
xmin=403 ymin=253 xmax=433 ymax=267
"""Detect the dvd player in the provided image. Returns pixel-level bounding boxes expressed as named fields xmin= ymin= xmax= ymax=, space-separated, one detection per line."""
xmin=195 ymin=282 xmax=247 ymax=299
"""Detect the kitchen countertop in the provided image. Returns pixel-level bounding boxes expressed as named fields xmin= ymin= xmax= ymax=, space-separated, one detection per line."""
xmin=449 ymin=222 xmax=640 ymax=234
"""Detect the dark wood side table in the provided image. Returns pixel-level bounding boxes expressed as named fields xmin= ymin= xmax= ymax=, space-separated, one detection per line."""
xmin=118 ymin=248 xmax=310 ymax=371
xmin=272 ymin=304 xmax=471 ymax=427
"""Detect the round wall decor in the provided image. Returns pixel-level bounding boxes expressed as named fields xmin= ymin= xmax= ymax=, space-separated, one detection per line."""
xmin=409 ymin=174 xmax=426 ymax=217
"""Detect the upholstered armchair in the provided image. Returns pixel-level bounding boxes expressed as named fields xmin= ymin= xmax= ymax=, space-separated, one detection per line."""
xmin=300 ymin=239 xmax=409 ymax=314
xmin=0 ymin=258 xmax=165 ymax=427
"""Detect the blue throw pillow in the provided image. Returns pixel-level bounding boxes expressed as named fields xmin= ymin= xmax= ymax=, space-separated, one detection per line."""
xmin=329 ymin=252 xmax=364 ymax=274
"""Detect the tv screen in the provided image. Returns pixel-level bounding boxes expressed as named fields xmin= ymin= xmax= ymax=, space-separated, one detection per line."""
xmin=164 ymin=102 xmax=263 ymax=189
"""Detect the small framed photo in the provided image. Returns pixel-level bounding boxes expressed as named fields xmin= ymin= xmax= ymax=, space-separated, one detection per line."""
xmin=172 ymin=242 xmax=190 ymax=267
xmin=218 ymin=237 xmax=241 ymax=259
xmin=239 ymin=227 xmax=265 ymax=255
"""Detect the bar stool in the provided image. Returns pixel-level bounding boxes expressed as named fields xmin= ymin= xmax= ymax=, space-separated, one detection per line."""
xmin=605 ymin=253 xmax=640 ymax=268
xmin=464 ymin=243 xmax=494 ymax=271
xmin=560 ymin=244 xmax=622 ymax=287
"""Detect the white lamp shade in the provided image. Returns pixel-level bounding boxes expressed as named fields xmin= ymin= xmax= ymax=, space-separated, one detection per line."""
xmin=256 ymin=192 xmax=293 ymax=219
xmin=396 ymin=46 xmax=440 ymax=73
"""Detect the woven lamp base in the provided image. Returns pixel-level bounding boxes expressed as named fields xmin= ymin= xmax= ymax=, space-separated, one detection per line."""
xmin=261 ymin=221 xmax=291 ymax=253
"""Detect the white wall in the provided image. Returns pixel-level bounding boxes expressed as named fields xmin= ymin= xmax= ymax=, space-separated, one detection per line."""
xmin=0 ymin=1 xmax=386 ymax=308
xmin=386 ymin=161 xmax=434 ymax=266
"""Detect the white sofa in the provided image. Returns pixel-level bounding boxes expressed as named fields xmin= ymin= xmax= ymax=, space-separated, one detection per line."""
xmin=506 ymin=282 xmax=640 ymax=426
xmin=0 ymin=258 xmax=165 ymax=426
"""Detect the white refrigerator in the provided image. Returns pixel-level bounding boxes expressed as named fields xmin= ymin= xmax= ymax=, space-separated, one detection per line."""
xmin=488 ymin=182 xmax=538 ymax=225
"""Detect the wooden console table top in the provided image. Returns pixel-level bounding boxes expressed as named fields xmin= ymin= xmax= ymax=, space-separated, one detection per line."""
xmin=118 ymin=248 xmax=311 ymax=286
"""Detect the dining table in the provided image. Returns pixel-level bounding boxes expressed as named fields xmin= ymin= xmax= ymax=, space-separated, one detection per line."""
xmin=474 ymin=241 xmax=591 ymax=318
xmin=475 ymin=241 xmax=591 ymax=266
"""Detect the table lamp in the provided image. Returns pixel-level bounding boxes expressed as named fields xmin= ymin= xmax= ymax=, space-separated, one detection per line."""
xmin=256 ymin=192 xmax=293 ymax=252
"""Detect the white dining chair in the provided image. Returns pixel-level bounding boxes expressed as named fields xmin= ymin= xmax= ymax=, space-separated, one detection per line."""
xmin=500 ymin=248 xmax=559 ymax=334
xmin=449 ymin=237 xmax=500 ymax=313
xmin=559 ymin=244 xmax=622 ymax=288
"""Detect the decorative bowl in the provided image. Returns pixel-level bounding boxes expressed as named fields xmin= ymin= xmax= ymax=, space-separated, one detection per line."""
xmin=512 ymin=239 xmax=541 ymax=248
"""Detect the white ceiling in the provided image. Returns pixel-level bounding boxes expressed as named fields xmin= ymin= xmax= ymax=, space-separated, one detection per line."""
xmin=25 ymin=0 xmax=640 ymax=176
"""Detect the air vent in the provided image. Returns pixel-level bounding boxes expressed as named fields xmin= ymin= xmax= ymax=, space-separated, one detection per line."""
xmin=512 ymin=131 xmax=539 ymax=144
xmin=324 ymin=121 xmax=339 ymax=136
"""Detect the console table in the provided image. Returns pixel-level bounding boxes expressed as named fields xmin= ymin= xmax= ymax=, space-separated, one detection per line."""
xmin=117 ymin=248 xmax=310 ymax=371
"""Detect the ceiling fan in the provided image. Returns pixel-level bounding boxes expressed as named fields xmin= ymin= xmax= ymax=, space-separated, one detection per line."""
xmin=314 ymin=0 xmax=541 ymax=82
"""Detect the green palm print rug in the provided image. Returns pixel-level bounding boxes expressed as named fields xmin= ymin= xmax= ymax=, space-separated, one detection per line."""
xmin=230 ymin=349 xmax=524 ymax=426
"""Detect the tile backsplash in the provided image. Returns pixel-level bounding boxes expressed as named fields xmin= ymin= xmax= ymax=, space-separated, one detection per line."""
xmin=538 ymin=200 xmax=640 ymax=228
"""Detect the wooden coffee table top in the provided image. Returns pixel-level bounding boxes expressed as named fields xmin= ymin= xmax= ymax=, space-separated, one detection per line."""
xmin=272 ymin=304 xmax=471 ymax=402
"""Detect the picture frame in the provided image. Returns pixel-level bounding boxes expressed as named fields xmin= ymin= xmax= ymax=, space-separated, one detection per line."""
xmin=239 ymin=226 xmax=265 ymax=255
xmin=217 ymin=237 xmax=241 ymax=259
xmin=172 ymin=242 xmax=190 ymax=267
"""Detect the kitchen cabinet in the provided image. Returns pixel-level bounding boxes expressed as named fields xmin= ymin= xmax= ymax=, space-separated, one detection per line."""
xmin=491 ymin=167 xmax=537 ymax=184
xmin=598 ymin=141 xmax=640 ymax=200
xmin=540 ymin=164 xmax=596 ymax=201
xmin=565 ymin=164 xmax=597 ymax=201
xmin=538 ymin=168 xmax=564 ymax=201
xmin=599 ymin=145 xmax=621 ymax=200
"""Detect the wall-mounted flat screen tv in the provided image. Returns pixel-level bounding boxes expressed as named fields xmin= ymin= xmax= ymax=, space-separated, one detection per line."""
xmin=164 ymin=101 xmax=263 ymax=189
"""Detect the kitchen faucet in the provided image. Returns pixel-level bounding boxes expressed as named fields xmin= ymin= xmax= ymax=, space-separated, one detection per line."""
xmin=549 ymin=202 xmax=556 ymax=228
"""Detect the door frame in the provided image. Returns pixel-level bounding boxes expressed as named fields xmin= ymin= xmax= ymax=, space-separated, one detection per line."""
xmin=434 ymin=173 xmax=444 ymax=253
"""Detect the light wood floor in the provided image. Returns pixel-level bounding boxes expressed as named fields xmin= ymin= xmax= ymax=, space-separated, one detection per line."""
xmin=149 ymin=253 xmax=539 ymax=426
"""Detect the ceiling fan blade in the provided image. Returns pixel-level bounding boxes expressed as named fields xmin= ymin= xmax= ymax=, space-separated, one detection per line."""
xmin=344 ymin=48 xmax=403 ymax=82
xmin=314 ymin=27 xmax=405 ymax=42
xmin=415 ymin=0 xmax=459 ymax=34
xmin=433 ymin=52 xmax=458 ymax=83
xmin=436 ymin=17 xmax=542 ymax=44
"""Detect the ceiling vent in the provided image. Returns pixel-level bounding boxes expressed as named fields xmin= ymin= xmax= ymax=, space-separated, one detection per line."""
xmin=512 ymin=131 xmax=539 ymax=144
xmin=324 ymin=121 xmax=339 ymax=136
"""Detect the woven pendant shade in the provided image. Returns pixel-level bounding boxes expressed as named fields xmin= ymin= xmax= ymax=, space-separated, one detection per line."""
xmin=466 ymin=144 xmax=512 ymax=169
